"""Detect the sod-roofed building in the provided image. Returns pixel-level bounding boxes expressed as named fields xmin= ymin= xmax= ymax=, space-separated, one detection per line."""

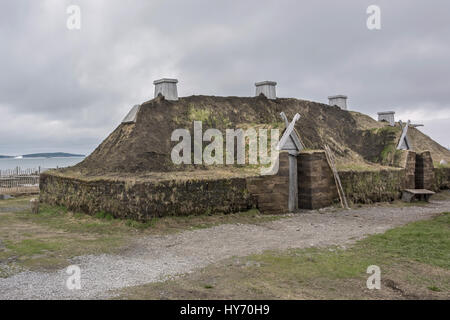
xmin=40 ymin=79 xmax=450 ymax=220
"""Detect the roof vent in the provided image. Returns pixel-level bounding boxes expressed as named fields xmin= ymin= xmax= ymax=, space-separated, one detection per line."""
xmin=377 ymin=111 xmax=395 ymax=126
xmin=255 ymin=81 xmax=277 ymax=100
xmin=154 ymin=78 xmax=178 ymax=101
xmin=328 ymin=95 xmax=348 ymax=110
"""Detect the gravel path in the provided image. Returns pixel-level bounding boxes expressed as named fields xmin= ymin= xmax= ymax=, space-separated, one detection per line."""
xmin=1 ymin=200 xmax=449 ymax=300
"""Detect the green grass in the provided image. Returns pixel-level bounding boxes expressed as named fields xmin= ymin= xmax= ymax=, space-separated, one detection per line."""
xmin=4 ymin=239 xmax=64 ymax=256
xmin=336 ymin=163 xmax=395 ymax=172
xmin=95 ymin=211 xmax=114 ymax=220
xmin=427 ymin=286 xmax=442 ymax=292
xmin=18 ymin=205 xmax=126 ymax=235
xmin=0 ymin=202 xmax=131 ymax=272
xmin=0 ymin=197 xmax=32 ymax=209
xmin=252 ymin=211 xmax=450 ymax=279
xmin=0 ymin=197 xmax=287 ymax=275
xmin=378 ymin=144 xmax=403 ymax=166
xmin=117 ymin=212 xmax=450 ymax=299
xmin=249 ymin=247 xmax=375 ymax=282
xmin=357 ymin=212 xmax=450 ymax=269
xmin=125 ymin=218 xmax=157 ymax=230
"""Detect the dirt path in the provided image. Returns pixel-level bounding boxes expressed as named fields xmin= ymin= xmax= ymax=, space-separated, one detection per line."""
xmin=1 ymin=200 xmax=449 ymax=300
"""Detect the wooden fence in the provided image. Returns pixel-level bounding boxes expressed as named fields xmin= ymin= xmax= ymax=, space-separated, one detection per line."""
xmin=0 ymin=167 xmax=48 ymax=195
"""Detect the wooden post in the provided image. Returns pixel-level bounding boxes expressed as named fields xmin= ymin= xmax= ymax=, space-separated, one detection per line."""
xmin=288 ymin=152 xmax=298 ymax=212
xmin=277 ymin=112 xmax=303 ymax=212
xmin=30 ymin=198 xmax=40 ymax=214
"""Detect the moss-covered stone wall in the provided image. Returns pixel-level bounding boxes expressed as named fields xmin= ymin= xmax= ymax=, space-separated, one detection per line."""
xmin=40 ymin=173 xmax=256 ymax=221
xmin=338 ymin=169 xmax=406 ymax=204
xmin=40 ymin=150 xmax=449 ymax=219
xmin=433 ymin=167 xmax=450 ymax=190
xmin=296 ymin=150 xmax=409 ymax=206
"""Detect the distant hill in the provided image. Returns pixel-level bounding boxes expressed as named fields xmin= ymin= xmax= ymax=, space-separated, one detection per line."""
xmin=1 ymin=153 xmax=84 ymax=159
xmin=22 ymin=152 xmax=85 ymax=158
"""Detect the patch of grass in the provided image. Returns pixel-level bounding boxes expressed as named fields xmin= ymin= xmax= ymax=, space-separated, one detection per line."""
xmin=427 ymin=286 xmax=442 ymax=292
xmin=248 ymin=247 xmax=374 ymax=283
xmin=188 ymin=106 xmax=211 ymax=123
xmin=336 ymin=163 xmax=396 ymax=172
xmin=0 ymin=198 xmax=132 ymax=272
xmin=358 ymin=212 xmax=450 ymax=269
xmin=0 ymin=197 xmax=287 ymax=274
xmin=95 ymin=211 xmax=115 ymax=221
xmin=248 ymin=211 xmax=450 ymax=281
xmin=123 ymin=208 xmax=285 ymax=234
xmin=5 ymin=239 xmax=63 ymax=256
xmin=125 ymin=218 xmax=157 ymax=230
xmin=378 ymin=144 xmax=403 ymax=166
xmin=117 ymin=212 xmax=450 ymax=300
xmin=188 ymin=106 xmax=232 ymax=129
xmin=18 ymin=205 xmax=123 ymax=236
xmin=0 ymin=197 xmax=33 ymax=209
xmin=377 ymin=200 xmax=428 ymax=208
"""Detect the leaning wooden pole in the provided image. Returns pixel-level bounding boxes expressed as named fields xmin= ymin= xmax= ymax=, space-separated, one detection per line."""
xmin=324 ymin=147 xmax=344 ymax=208
xmin=324 ymin=145 xmax=349 ymax=210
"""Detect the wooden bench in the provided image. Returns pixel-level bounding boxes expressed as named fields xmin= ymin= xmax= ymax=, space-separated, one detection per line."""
xmin=401 ymin=189 xmax=435 ymax=203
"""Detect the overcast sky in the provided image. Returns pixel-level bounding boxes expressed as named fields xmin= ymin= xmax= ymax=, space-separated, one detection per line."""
xmin=0 ymin=0 xmax=449 ymax=155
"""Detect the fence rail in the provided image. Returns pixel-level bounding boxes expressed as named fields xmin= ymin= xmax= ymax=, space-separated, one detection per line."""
xmin=0 ymin=167 xmax=48 ymax=194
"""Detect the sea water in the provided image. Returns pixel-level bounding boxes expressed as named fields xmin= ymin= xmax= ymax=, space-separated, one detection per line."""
xmin=0 ymin=157 xmax=85 ymax=170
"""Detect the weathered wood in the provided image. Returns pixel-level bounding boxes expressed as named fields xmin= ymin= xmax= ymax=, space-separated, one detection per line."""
xmin=0 ymin=167 xmax=41 ymax=194
xmin=288 ymin=154 xmax=298 ymax=212
xmin=324 ymin=145 xmax=349 ymax=209
xmin=404 ymin=189 xmax=435 ymax=195
xmin=397 ymin=120 xmax=411 ymax=150
xmin=401 ymin=189 xmax=435 ymax=202
xmin=278 ymin=112 xmax=304 ymax=213
xmin=280 ymin=112 xmax=305 ymax=151
xmin=30 ymin=198 xmax=40 ymax=214
xmin=277 ymin=113 xmax=302 ymax=151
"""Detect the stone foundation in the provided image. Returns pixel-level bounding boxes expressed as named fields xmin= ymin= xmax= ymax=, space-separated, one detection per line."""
xmin=338 ymin=169 xmax=406 ymax=204
xmin=40 ymin=173 xmax=256 ymax=221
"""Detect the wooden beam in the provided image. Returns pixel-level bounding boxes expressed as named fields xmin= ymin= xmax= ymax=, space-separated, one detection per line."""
xmin=324 ymin=145 xmax=349 ymax=210
xmin=288 ymin=153 xmax=298 ymax=212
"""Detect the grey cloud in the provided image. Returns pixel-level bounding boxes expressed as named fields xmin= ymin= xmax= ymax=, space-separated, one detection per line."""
xmin=0 ymin=0 xmax=449 ymax=155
